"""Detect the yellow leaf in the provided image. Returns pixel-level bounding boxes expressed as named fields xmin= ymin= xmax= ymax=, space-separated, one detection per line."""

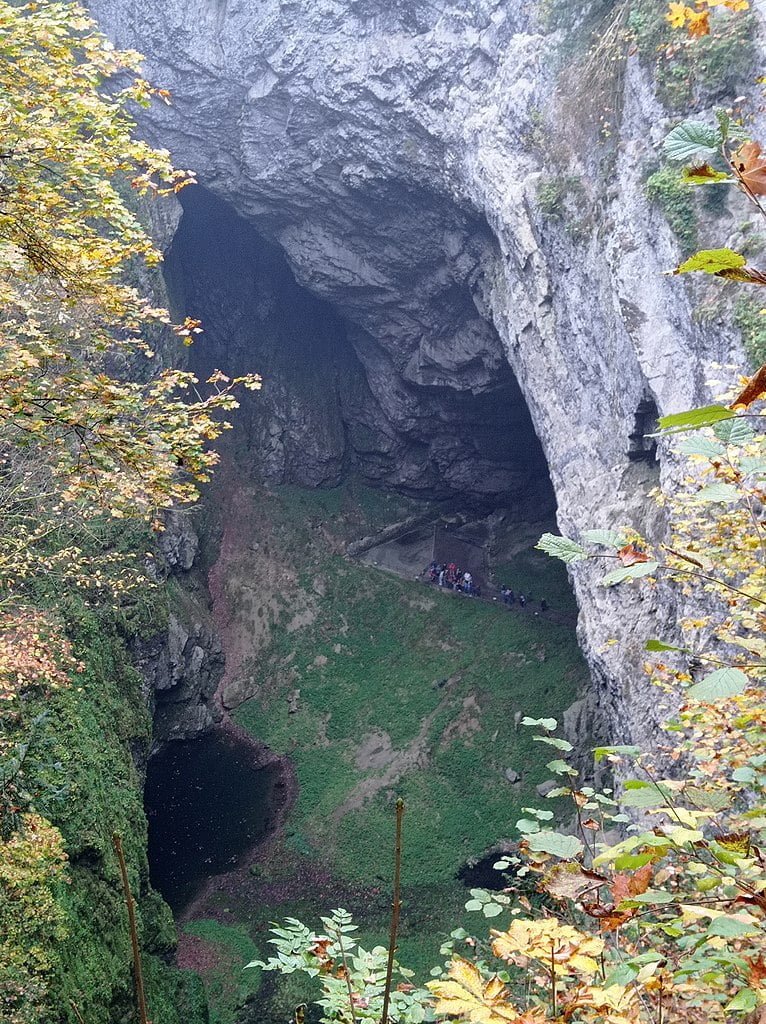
xmin=427 ymin=958 xmax=519 ymax=1024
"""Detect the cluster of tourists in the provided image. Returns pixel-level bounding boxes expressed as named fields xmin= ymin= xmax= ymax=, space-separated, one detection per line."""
xmin=424 ymin=560 xmax=549 ymax=614
xmin=499 ymin=587 xmax=547 ymax=613
xmin=426 ymin=561 xmax=480 ymax=596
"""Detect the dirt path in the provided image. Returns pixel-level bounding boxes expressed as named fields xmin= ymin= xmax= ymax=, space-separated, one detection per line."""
xmin=360 ymin=559 xmax=577 ymax=628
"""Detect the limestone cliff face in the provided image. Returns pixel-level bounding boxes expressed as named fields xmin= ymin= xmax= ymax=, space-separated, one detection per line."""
xmin=89 ymin=0 xmax=756 ymax=751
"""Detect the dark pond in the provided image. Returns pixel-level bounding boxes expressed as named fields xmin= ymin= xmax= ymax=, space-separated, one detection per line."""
xmin=145 ymin=727 xmax=282 ymax=914
xmin=457 ymin=852 xmax=510 ymax=890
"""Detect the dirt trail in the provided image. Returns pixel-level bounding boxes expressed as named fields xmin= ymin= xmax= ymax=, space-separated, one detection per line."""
xmin=362 ymin=559 xmax=577 ymax=628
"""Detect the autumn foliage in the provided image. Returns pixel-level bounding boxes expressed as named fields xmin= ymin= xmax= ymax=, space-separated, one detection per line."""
xmin=0 ymin=2 xmax=260 ymax=1020
xmin=667 ymin=0 xmax=749 ymax=39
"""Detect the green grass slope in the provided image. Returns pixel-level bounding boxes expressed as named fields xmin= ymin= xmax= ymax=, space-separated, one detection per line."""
xmin=187 ymin=481 xmax=589 ymax=1024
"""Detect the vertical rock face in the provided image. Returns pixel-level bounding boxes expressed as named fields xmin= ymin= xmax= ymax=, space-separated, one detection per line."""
xmin=133 ymin=512 xmax=225 ymax=746
xmin=89 ymin=0 xmax=750 ymax=750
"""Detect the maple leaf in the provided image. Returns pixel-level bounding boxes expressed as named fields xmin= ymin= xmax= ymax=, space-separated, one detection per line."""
xmin=707 ymin=0 xmax=749 ymax=9
xmin=311 ymin=939 xmax=333 ymax=961
xmin=492 ymin=920 xmax=603 ymax=977
xmin=746 ymin=954 xmax=766 ymax=987
xmin=427 ymin=958 xmax=518 ymax=1024
xmin=617 ymin=544 xmax=651 ymax=566
xmin=666 ymin=1 xmax=692 ymax=28
xmin=714 ymin=831 xmax=752 ymax=856
xmin=598 ymin=910 xmax=637 ymax=933
xmin=685 ymin=8 xmax=711 ymax=37
xmin=612 ymin=864 xmax=653 ymax=905
xmin=731 ymin=364 xmax=766 ymax=410
xmin=732 ymin=142 xmax=766 ymax=197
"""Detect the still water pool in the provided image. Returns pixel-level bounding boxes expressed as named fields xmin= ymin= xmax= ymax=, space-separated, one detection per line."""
xmin=145 ymin=727 xmax=282 ymax=914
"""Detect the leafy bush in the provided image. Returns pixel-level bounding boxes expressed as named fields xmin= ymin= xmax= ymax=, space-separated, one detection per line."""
xmin=645 ymin=165 xmax=698 ymax=253
xmin=733 ymin=296 xmax=766 ymax=369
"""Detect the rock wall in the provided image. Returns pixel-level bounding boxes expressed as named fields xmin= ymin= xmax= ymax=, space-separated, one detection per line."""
xmin=134 ymin=512 xmax=225 ymax=747
xmin=89 ymin=0 xmax=757 ymax=752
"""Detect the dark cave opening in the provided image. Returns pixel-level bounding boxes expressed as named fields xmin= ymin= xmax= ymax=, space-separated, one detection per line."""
xmin=162 ymin=185 xmax=555 ymax=511
xmin=145 ymin=728 xmax=284 ymax=915
xmin=628 ymin=396 xmax=659 ymax=464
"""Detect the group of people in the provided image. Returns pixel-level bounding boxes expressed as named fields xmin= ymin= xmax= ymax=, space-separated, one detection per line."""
xmin=499 ymin=587 xmax=547 ymax=613
xmin=423 ymin=559 xmax=550 ymax=613
xmin=426 ymin=561 xmax=481 ymax=596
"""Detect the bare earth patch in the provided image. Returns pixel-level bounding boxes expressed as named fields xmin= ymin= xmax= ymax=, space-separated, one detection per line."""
xmin=334 ymin=684 xmax=463 ymax=820
xmin=439 ymin=693 xmax=482 ymax=749
xmin=355 ymin=731 xmax=395 ymax=771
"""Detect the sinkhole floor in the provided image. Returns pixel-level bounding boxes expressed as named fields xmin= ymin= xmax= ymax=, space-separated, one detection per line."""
xmin=172 ymin=479 xmax=588 ymax=1024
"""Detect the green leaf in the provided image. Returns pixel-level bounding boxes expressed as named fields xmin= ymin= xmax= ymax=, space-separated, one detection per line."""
xmin=464 ymin=899 xmax=484 ymax=912
xmin=739 ymin=456 xmax=766 ymax=475
xmin=690 ymin=483 xmax=739 ymax=503
xmin=535 ymin=533 xmax=586 ymax=564
xmin=621 ymin=783 xmax=672 ymax=808
xmin=657 ymin=405 xmax=732 ymax=434
xmin=516 ymin=818 xmax=542 ymax=834
xmin=708 ymin=916 xmax=759 ymax=938
xmin=483 ymin=903 xmax=503 ymax=918
xmin=594 ymin=744 xmax=641 ymax=762
xmin=669 ymin=826 xmax=704 ymax=845
xmin=546 ymin=758 xmax=578 ymax=776
xmin=684 ymin=786 xmax=731 ymax=811
xmin=582 ymin=529 xmax=627 ymax=548
xmin=614 ymin=851 xmax=654 ymax=870
xmin=737 ymin=458 xmax=766 ymax=473
xmin=714 ymin=417 xmax=755 ymax=445
xmin=645 ymin=639 xmax=689 ymax=653
xmin=675 ymin=248 xmax=746 ymax=276
xmin=604 ymin=964 xmax=638 ymax=987
xmin=523 ymin=807 xmax=554 ymax=820
xmin=680 ymin=165 xmax=731 ymax=186
xmin=628 ymin=889 xmax=677 ymax=904
xmin=520 ymin=716 xmax=557 ymax=730
xmin=687 ymin=667 xmax=749 ymax=701
xmin=677 ymin=436 xmax=726 ymax=458
xmin=663 ymin=120 xmax=722 ymax=161
xmin=533 ymin=735 xmax=573 ymax=751
xmin=600 ymin=561 xmax=659 ymax=586
xmin=526 ymin=831 xmax=584 ymax=859
xmin=725 ymin=989 xmax=758 ymax=1013
xmin=732 ymin=766 xmax=756 ymax=783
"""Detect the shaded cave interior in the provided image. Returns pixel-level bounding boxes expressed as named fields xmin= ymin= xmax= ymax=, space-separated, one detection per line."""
xmin=162 ymin=185 xmax=556 ymax=515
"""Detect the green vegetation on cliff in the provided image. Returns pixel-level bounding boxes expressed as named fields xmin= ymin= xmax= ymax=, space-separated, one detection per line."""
xmin=0 ymin=3 xmax=253 ymax=1021
xmin=3 ymin=588 xmax=207 ymax=1024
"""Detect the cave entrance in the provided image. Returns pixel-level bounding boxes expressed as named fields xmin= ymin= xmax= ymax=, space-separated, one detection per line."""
xmin=163 ymin=185 xmax=556 ymax=513
xmin=144 ymin=726 xmax=286 ymax=915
